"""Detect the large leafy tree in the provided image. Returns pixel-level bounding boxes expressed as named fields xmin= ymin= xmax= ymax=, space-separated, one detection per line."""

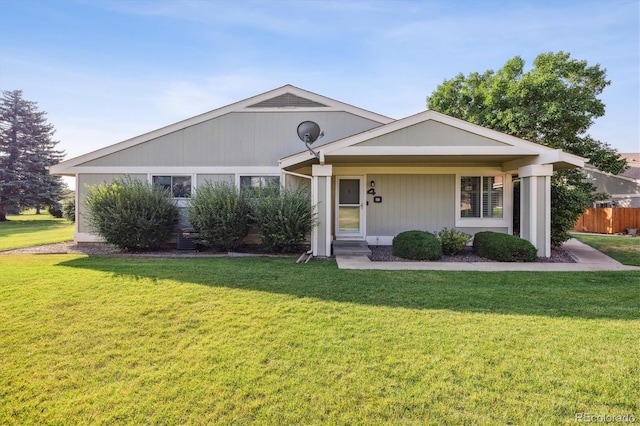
xmin=427 ymin=51 xmax=627 ymax=245
xmin=0 ymin=90 xmax=65 ymax=221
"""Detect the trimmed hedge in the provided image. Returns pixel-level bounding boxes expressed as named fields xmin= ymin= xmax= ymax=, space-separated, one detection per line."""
xmin=473 ymin=231 xmax=537 ymax=262
xmin=392 ymin=230 xmax=442 ymax=260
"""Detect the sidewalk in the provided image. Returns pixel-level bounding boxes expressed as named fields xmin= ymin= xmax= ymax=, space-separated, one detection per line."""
xmin=336 ymin=238 xmax=640 ymax=271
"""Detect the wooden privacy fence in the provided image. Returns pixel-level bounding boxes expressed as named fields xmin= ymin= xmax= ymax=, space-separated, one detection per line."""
xmin=572 ymin=208 xmax=640 ymax=234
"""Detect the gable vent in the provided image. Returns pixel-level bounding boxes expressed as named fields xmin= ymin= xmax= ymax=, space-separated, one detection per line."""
xmin=248 ymin=93 xmax=328 ymax=108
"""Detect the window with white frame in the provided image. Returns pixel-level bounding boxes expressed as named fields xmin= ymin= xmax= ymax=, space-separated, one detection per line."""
xmin=239 ymin=176 xmax=280 ymax=191
xmin=460 ymin=175 xmax=503 ymax=218
xmin=152 ymin=175 xmax=192 ymax=198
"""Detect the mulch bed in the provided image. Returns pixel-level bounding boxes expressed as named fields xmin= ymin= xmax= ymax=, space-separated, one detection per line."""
xmin=368 ymin=245 xmax=576 ymax=263
xmin=4 ymin=242 xmax=576 ymax=263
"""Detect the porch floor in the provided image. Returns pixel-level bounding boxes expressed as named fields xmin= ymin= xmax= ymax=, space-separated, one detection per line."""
xmin=332 ymin=240 xmax=372 ymax=256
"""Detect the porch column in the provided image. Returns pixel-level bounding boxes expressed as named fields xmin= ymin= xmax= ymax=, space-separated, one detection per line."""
xmin=519 ymin=164 xmax=553 ymax=257
xmin=312 ymin=164 xmax=333 ymax=257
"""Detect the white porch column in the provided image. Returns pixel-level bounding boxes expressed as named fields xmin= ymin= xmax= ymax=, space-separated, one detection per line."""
xmin=519 ymin=164 xmax=553 ymax=257
xmin=312 ymin=164 xmax=333 ymax=257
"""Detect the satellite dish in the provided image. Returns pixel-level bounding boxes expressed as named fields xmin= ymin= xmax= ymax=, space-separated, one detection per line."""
xmin=297 ymin=121 xmax=324 ymax=159
xmin=297 ymin=121 xmax=322 ymax=144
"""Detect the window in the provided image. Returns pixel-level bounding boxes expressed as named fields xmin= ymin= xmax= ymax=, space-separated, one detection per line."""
xmin=460 ymin=176 xmax=503 ymax=218
xmin=240 ymin=176 xmax=280 ymax=191
xmin=152 ymin=175 xmax=192 ymax=198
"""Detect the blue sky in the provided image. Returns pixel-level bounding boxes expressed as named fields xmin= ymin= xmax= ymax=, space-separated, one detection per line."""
xmin=1 ymin=0 xmax=638 ymax=162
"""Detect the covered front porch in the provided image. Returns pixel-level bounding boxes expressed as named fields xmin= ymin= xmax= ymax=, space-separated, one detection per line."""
xmin=280 ymin=111 xmax=584 ymax=258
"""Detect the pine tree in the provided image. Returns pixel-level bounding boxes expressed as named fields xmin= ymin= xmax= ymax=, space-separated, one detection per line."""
xmin=0 ymin=90 xmax=65 ymax=221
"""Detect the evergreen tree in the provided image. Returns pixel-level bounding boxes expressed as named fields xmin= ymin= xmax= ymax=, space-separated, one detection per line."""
xmin=0 ymin=90 xmax=65 ymax=221
xmin=427 ymin=52 xmax=627 ymax=246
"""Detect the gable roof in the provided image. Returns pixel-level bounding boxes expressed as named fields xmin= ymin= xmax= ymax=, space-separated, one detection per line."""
xmin=51 ymin=85 xmax=394 ymax=175
xmin=280 ymin=109 xmax=584 ymax=171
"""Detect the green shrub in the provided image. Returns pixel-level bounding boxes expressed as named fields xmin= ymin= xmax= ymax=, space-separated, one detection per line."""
xmin=84 ymin=177 xmax=179 ymax=250
xmin=473 ymin=231 xmax=537 ymax=262
xmin=250 ymin=187 xmax=316 ymax=253
xmin=438 ymin=227 xmax=471 ymax=255
xmin=187 ymin=181 xmax=251 ymax=251
xmin=63 ymin=199 xmax=75 ymax=222
xmin=47 ymin=203 xmax=63 ymax=218
xmin=392 ymin=230 xmax=442 ymax=260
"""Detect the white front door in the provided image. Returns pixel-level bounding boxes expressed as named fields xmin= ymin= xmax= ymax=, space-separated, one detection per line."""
xmin=336 ymin=177 xmax=364 ymax=238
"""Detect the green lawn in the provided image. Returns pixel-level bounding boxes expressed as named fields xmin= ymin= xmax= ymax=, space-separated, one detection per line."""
xmin=1 ymin=254 xmax=638 ymax=424
xmin=571 ymin=232 xmax=640 ymax=266
xmin=0 ymin=210 xmax=74 ymax=251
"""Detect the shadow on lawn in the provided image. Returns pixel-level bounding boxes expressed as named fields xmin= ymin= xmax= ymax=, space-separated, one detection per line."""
xmin=58 ymin=256 xmax=640 ymax=320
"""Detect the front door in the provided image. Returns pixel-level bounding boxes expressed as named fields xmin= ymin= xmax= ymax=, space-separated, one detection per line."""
xmin=336 ymin=177 xmax=364 ymax=238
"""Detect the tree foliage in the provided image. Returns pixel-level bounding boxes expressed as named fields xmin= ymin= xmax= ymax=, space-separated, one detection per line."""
xmin=0 ymin=90 xmax=65 ymax=221
xmin=427 ymin=52 xmax=627 ymax=246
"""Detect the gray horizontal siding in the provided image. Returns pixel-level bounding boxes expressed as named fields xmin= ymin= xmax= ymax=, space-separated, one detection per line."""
xmin=366 ymin=174 xmax=455 ymax=235
xmin=357 ymin=120 xmax=508 ymax=147
xmin=79 ymin=111 xmax=383 ymax=168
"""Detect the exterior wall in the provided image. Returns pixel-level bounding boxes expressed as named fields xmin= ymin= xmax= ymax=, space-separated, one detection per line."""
xmin=362 ymin=173 xmax=510 ymax=245
xmin=356 ymin=121 xmax=509 ymax=148
xmin=366 ymin=174 xmax=455 ymax=235
xmin=283 ymin=174 xmax=311 ymax=192
xmin=196 ymin=174 xmax=234 ymax=186
xmin=78 ymin=111 xmax=383 ymax=168
xmin=77 ymin=173 xmax=146 ymax=235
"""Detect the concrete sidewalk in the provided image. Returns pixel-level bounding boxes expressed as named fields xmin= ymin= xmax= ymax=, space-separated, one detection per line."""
xmin=336 ymin=238 xmax=640 ymax=271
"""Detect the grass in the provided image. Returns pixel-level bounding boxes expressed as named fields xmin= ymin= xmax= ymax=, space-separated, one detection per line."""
xmin=1 ymin=254 xmax=638 ymax=424
xmin=571 ymin=232 xmax=640 ymax=266
xmin=0 ymin=210 xmax=74 ymax=251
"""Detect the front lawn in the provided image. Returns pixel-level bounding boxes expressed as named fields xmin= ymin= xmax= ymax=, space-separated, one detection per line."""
xmin=0 ymin=210 xmax=73 ymax=251
xmin=1 ymin=255 xmax=638 ymax=424
xmin=571 ymin=232 xmax=640 ymax=266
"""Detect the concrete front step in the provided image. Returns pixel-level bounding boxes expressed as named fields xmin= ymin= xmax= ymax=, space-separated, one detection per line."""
xmin=332 ymin=240 xmax=372 ymax=256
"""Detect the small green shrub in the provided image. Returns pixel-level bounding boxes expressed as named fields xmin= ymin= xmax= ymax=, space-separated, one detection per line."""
xmin=47 ymin=204 xmax=63 ymax=218
xmin=473 ymin=231 xmax=537 ymax=262
xmin=250 ymin=187 xmax=316 ymax=253
xmin=392 ymin=230 xmax=442 ymax=260
xmin=63 ymin=199 xmax=75 ymax=222
xmin=85 ymin=177 xmax=179 ymax=250
xmin=187 ymin=181 xmax=251 ymax=251
xmin=438 ymin=227 xmax=471 ymax=255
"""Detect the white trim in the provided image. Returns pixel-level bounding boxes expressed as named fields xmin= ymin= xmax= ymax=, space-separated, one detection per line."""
xmin=58 ymin=166 xmax=282 ymax=175
xmin=544 ymin=175 xmax=551 ymax=257
xmin=74 ymin=232 xmax=105 ymax=243
xmin=518 ymin=164 xmax=554 ymax=178
xmin=529 ymin=177 xmax=538 ymax=249
xmin=335 ymin=176 xmax=365 ymax=239
xmin=312 ymin=176 xmax=319 ymax=257
xmin=325 ymin=176 xmax=332 ymax=257
xmin=336 ymin=146 xmax=538 ymax=156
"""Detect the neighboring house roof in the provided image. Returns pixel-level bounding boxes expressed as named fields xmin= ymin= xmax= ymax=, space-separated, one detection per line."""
xmin=280 ymin=109 xmax=584 ymax=172
xmin=620 ymin=153 xmax=640 ymax=180
xmin=50 ymin=85 xmax=395 ymax=175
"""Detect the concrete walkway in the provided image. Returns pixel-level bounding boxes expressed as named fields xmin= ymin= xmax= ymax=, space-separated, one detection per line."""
xmin=336 ymin=238 xmax=640 ymax=271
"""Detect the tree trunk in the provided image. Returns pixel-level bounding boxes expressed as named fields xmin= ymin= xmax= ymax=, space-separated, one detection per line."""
xmin=35 ymin=207 xmax=41 ymax=214
xmin=0 ymin=204 xmax=7 ymax=222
